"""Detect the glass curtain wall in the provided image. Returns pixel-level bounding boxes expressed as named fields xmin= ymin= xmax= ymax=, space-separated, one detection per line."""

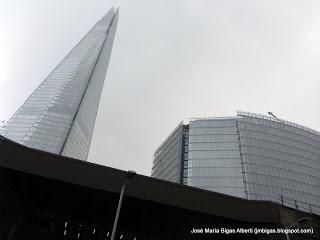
xmin=238 ymin=112 xmax=320 ymax=214
xmin=0 ymin=8 xmax=118 ymax=160
xmin=187 ymin=118 xmax=245 ymax=198
xmin=152 ymin=123 xmax=184 ymax=183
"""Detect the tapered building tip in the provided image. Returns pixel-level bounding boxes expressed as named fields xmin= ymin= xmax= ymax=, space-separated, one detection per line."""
xmin=100 ymin=6 xmax=118 ymax=22
xmin=110 ymin=6 xmax=119 ymax=12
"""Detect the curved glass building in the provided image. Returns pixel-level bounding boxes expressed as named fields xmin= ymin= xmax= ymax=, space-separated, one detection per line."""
xmin=152 ymin=111 xmax=320 ymax=214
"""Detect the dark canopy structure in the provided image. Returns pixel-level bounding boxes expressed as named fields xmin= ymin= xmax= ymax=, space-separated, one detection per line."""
xmin=0 ymin=136 xmax=317 ymax=240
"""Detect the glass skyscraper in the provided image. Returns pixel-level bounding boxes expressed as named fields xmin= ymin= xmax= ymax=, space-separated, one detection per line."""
xmin=152 ymin=111 xmax=320 ymax=214
xmin=0 ymin=8 xmax=118 ymax=160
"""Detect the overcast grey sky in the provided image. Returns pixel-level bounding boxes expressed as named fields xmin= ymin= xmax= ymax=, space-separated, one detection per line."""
xmin=1 ymin=0 xmax=320 ymax=176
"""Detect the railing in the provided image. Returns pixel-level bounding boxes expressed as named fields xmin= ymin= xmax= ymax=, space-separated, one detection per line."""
xmin=279 ymin=195 xmax=320 ymax=215
xmin=189 ymin=116 xmax=238 ymax=121
xmin=237 ymin=111 xmax=320 ymax=137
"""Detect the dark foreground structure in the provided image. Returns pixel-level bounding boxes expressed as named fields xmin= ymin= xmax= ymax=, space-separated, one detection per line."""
xmin=0 ymin=136 xmax=319 ymax=240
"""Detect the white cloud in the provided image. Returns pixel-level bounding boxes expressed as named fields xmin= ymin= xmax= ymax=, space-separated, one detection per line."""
xmin=1 ymin=0 xmax=320 ymax=175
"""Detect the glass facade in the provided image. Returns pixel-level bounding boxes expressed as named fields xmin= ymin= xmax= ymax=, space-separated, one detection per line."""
xmin=187 ymin=118 xmax=245 ymax=198
xmin=237 ymin=111 xmax=320 ymax=214
xmin=0 ymin=8 xmax=118 ymax=160
xmin=152 ymin=123 xmax=184 ymax=183
xmin=152 ymin=112 xmax=320 ymax=214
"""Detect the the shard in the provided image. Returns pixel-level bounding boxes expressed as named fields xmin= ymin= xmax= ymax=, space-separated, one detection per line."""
xmin=0 ymin=7 xmax=119 ymax=160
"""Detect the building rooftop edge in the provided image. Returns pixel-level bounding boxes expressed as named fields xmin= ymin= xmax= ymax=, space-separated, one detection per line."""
xmin=237 ymin=111 xmax=320 ymax=137
xmin=154 ymin=121 xmax=184 ymax=155
xmin=154 ymin=111 xmax=320 ymax=155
